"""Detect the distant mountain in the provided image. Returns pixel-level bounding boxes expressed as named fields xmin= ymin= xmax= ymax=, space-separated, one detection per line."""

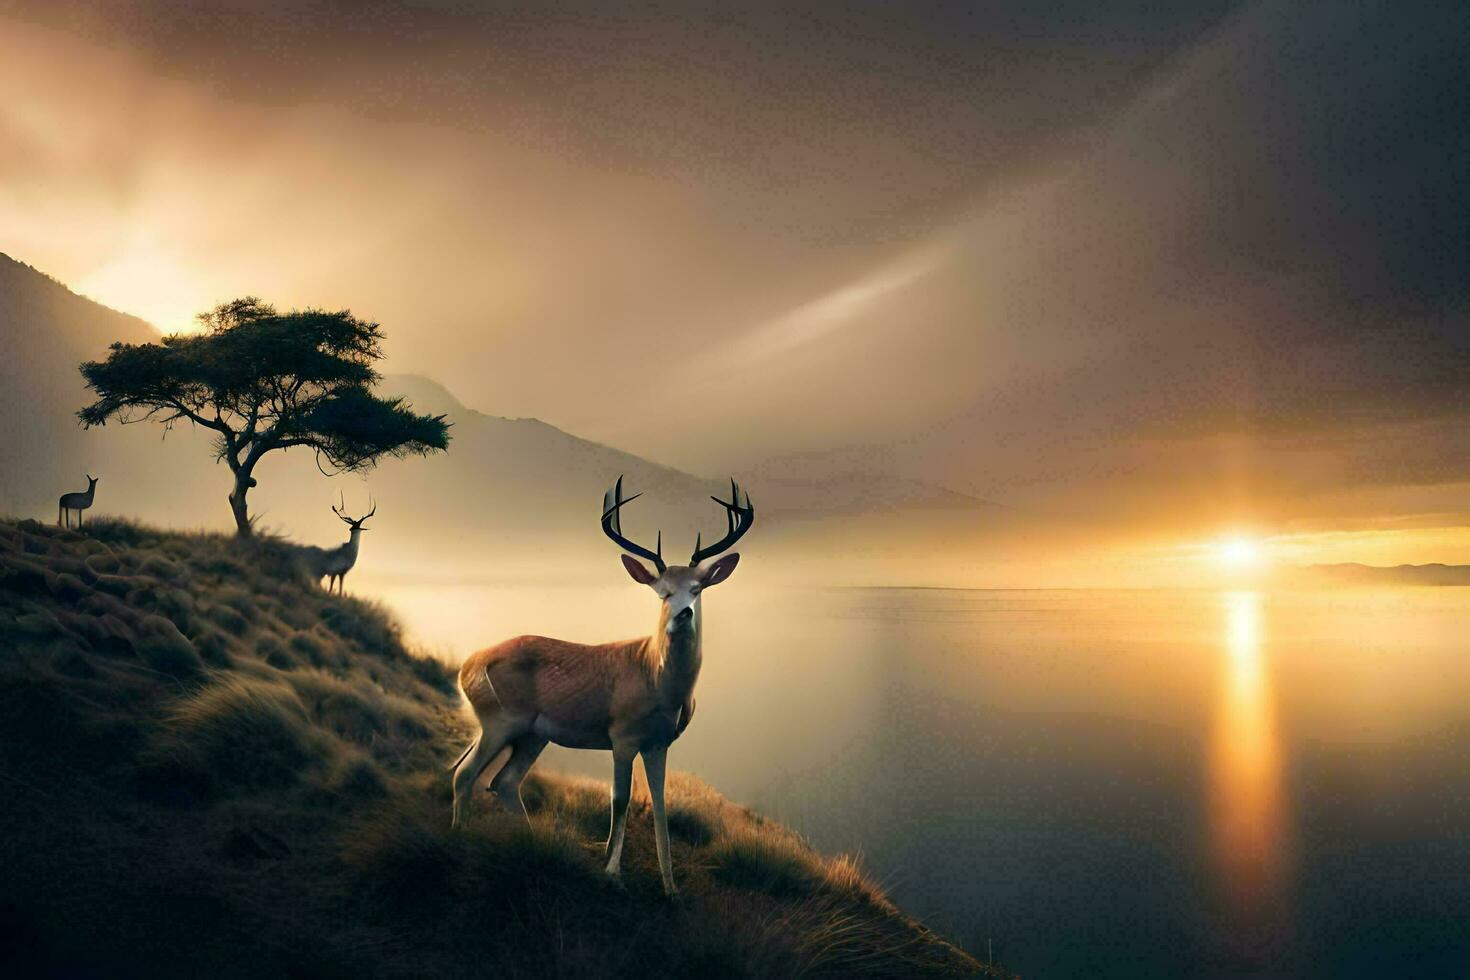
xmin=365 ymin=374 xmax=731 ymax=570
xmin=1297 ymin=563 xmax=1470 ymax=587
xmin=0 ymin=255 xmax=736 ymax=572
xmin=0 ymin=253 xmax=1003 ymax=580
xmin=0 ymin=253 xmax=156 ymax=509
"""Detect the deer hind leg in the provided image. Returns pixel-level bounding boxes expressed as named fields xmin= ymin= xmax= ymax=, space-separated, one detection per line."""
xmin=451 ymin=714 xmax=521 ymax=829
xmin=604 ymin=743 xmax=637 ymax=876
xmin=490 ymin=734 xmax=548 ymax=826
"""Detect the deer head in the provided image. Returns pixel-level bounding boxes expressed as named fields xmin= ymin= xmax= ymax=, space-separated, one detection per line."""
xmin=332 ymin=491 xmax=377 ymax=532
xmin=601 ymin=476 xmax=754 ymax=634
xmin=86 ymin=474 xmax=98 ymax=488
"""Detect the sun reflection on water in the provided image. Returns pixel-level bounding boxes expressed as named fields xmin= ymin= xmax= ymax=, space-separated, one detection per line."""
xmin=1209 ymin=592 xmax=1291 ymax=953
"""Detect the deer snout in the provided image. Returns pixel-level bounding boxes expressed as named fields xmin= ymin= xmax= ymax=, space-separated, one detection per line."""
xmin=667 ymin=605 xmax=695 ymax=633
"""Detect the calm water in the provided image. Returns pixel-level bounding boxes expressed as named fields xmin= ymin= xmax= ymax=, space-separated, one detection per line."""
xmin=360 ymin=580 xmax=1470 ymax=977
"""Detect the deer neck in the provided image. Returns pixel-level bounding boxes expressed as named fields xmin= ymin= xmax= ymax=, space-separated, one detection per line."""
xmin=345 ymin=527 xmax=362 ymax=558
xmin=648 ymin=599 xmax=702 ymax=707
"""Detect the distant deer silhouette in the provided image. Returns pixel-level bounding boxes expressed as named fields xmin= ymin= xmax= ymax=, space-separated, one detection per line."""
xmin=304 ymin=493 xmax=375 ymax=594
xmin=58 ymin=474 xmax=99 ymax=528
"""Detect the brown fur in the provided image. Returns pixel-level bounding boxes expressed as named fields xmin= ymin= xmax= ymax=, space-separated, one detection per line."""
xmin=458 ymin=620 xmax=687 ymax=751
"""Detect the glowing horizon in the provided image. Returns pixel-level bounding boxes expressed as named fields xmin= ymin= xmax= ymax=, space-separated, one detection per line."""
xmin=3 ymin=3 xmax=1468 ymax=586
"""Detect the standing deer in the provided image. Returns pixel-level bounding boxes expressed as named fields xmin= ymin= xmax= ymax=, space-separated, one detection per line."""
xmin=304 ymin=493 xmax=375 ymax=594
xmin=451 ymin=476 xmax=754 ymax=896
xmin=57 ymin=474 xmax=99 ymax=528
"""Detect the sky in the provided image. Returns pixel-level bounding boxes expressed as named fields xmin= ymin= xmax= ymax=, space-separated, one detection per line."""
xmin=3 ymin=0 xmax=1469 ymax=572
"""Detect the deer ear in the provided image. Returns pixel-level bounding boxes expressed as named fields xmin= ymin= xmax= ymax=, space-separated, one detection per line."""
xmin=701 ymin=553 xmax=740 ymax=588
xmin=621 ymin=554 xmax=659 ymax=585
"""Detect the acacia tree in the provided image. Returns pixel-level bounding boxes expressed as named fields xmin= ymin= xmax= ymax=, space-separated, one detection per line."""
xmin=79 ymin=298 xmax=450 ymax=537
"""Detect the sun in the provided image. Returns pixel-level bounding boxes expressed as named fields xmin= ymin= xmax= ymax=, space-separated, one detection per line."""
xmin=1216 ymin=535 xmax=1263 ymax=569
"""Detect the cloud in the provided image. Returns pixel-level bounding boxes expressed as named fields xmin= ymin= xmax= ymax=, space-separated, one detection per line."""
xmin=3 ymin=0 xmax=1467 ymax=547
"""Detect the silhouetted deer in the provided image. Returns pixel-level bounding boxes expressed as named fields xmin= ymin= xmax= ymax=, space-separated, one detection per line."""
xmin=304 ymin=493 xmax=375 ymax=594
xmin=452 ymin=477 xmax=754 ymax=897
xmin=58 ymin=475 xmax=99 ymax=528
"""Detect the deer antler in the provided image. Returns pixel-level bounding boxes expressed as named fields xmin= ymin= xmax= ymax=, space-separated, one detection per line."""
xmin=601 ymin=476 xmax=666 ymax=573
xmin=690 ymin=478 xmax=754 ymax=564
xmin=333 ymin=491 xmax=376 ymax=525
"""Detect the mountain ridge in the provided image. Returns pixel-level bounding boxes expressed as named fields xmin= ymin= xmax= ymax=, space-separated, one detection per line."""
xmin=0 ymin=252 xmax=1003 ymax=581
xmin=1298 ymin=562 xmax=1470 ymax=586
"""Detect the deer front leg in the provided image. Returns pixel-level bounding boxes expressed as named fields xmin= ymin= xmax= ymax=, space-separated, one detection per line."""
xmin=642 ymin=746 xmax=677 ymax=896
xmin=603 ymin=743 xmax=636 ymax=877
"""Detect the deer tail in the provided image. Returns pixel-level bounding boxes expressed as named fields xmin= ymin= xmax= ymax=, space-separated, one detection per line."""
xmin=447 ymin=736 xmax=479 ymax=772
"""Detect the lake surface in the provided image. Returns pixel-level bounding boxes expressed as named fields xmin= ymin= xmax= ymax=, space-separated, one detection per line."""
xmin=359 ymin=579 xmax=1470 ymax=977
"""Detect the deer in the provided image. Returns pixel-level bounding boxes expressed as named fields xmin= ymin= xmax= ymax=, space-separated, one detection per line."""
xmin=451 ymin=476 xmax=754 ymax=897
xmin=303 ymin=493 xmax=375 ymax=594
xmin=57 ymin=474 xmax=99 ymax=528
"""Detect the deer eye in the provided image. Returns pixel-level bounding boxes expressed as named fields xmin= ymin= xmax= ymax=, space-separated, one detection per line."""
xmin=689 ymin=585 xmax=702 ymax=595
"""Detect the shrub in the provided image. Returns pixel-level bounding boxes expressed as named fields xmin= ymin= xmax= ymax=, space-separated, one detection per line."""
xmin=523 ymin=772 xmax=611 ymax=840
xmin=190 ymin=626 xmax=235 ymax=665
xmin=320 ymin=600 xmax=401 ymax=657
xmin=139 ymin=552 xmax=183 ymax=582
xmin=708 ymin=826 xmax=826 ymax=898
xmin=288 ymin=629 xmax=331 ymax=667
xmin=287 ymin=671 xmax=437 ymax=780
xmin=821 ymin=853 xmax=894 ymax=911
xmin=667 ymin=803 xmax=718 ymax=846
xmin=290 ymin=670 xmax=406 ymax=744
xmin=135 ymin=615 xmax=205 ymax=679
xmin=404 ymin=652 xmax=457 ymax=694
xmin=149 ymin=587 xmax=200 ymax=634
xmin=158 ymin=678 xmax=329 ymax=792
xmin=207 ymin=602 xmax=250 ymax=634
xmin=49 ymin=572 xmax=90 ymax=602
xmin=82 ymin=553 xmax=121 ymax=576
xmin=257 ymin=635 xmax=296 ymax=670
xmin=329 ymin=753 xmax=389 ymax=802
xmin=216 ymin=585 xmax=259 ymax=620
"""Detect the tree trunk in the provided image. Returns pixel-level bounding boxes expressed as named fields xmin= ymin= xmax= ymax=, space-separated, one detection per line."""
xmin=229 ymin=471 xmax=259 ymax=537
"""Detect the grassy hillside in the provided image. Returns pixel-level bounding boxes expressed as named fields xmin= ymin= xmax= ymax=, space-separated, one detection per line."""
xmin=0 ymin=517 xmax=993 ymax=978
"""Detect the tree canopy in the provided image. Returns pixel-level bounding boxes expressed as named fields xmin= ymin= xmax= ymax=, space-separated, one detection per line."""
xmin=79 ymin=298 xmax=450 ymax=535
